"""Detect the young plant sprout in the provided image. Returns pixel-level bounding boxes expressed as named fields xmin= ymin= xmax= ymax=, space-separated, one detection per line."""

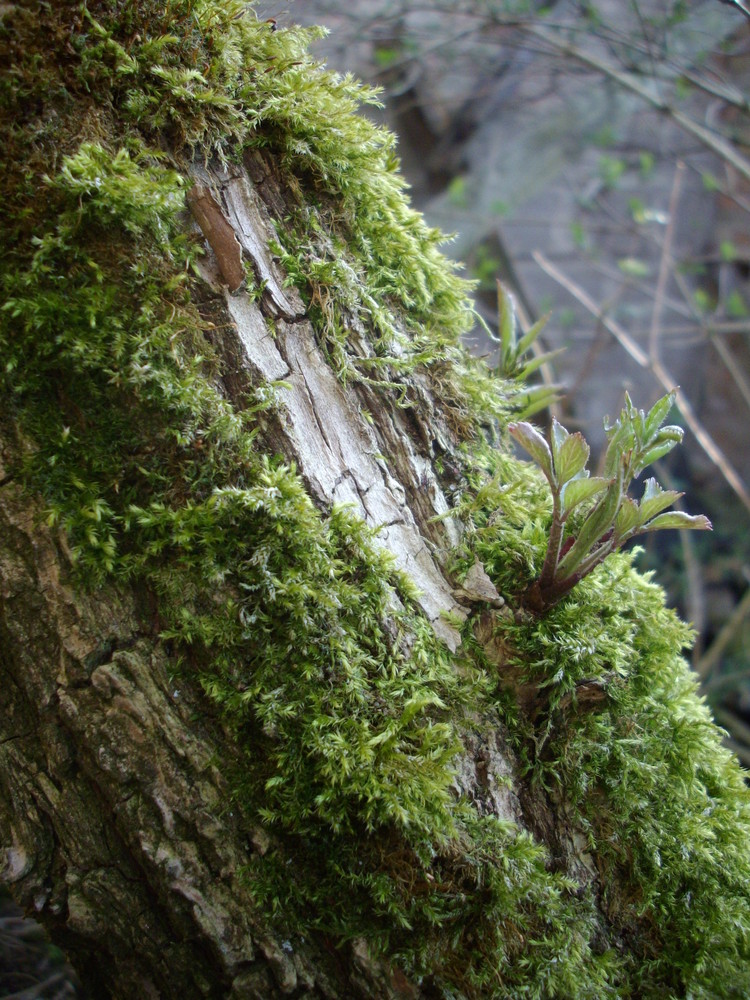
xmin=509 ymin=391 xmax=711 ymax=613
xmin=492 ymin=280 xmax=562 ymax=420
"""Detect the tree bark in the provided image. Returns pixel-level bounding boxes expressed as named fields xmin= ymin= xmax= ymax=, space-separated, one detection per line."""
xmin=0 ymin=126 xmax=608 ymax=986
xmin=0 ymin=138 xmax=527 ymax=995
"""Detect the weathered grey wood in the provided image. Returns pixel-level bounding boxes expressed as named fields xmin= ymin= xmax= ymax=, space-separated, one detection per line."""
xmin=190 ymin=160 xmax=467 ymax=648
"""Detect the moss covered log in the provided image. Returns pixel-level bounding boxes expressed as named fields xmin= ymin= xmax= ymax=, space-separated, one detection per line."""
xmin=1 ymin=2 xmax=750 ymax=998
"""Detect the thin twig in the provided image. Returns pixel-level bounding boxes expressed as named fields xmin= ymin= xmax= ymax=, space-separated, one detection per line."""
xmin=532 ymin=250 xmax=750 ymax=515
xmin=523 ymin=24 xmax=750 ymax=185
xmin=623 ymin=319 xmax=750 ymax=338
xmin=714 ymin=707 xmax=750 ymax=767
xmin=704 ymin=664 xmax=750 ymax=696
xmin=649 ymin=161 xmax=685 ymax=361
xmin=656 ymin=461 xmax=707 ymax=660
xmin=667 ymin=66 xmax=750 ymax=113
xmin=709 ymin=331 xmax=750 ymax=412
xmin=667 ymin=247 xmax=750 ymax=419
xmin=533 ymin=252 xmax=648 ymax=367
xmin=696 ymin=585 xmax=750 ymax=680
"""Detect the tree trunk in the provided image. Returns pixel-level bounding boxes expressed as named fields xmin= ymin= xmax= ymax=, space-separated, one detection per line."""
xmin=0 ymin=147 xmax=480 ymax=997
xmin=2 ymin=3 xmax=750 ymax=999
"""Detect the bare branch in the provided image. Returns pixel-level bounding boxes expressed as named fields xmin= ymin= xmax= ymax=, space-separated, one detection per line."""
xmin=523 ymin=24 xmax=750 ymax=185
xmin=649 ymin=161 xmax=685 ymax=361
xmin=696 ymin=585 xmax=750 ymax=679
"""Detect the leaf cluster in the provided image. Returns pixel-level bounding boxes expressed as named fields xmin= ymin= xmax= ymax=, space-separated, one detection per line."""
xmin=510 ymin=391 xmax=710 ymax=611
xmin=454 ymin=448 xmax=750 ymax=996
xmin=491 ymin=280 xmax=561 ymax=420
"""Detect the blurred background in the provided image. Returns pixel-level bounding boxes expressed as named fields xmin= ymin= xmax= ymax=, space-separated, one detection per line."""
xmin=254 ymin=0 xmax=750 ymax=767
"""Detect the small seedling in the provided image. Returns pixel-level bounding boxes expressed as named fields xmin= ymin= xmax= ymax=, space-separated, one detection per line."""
xmin=490 ymin=281 xmax=562 ymax=419
xmin=509 ymin=391 xmax=711 ymax=612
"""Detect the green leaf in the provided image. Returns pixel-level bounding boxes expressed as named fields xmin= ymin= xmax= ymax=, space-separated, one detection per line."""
xmin=727 ymin=289 xmax=749 ymax=317
xmin=570 ymin=221 xmax=586 ymax=248
xmin=644 ymin=391 xmax=677 ymax=439
xmin=550 ymin=418 xmax=569 ymax=462
xmin=447 ymin=175 xmax=468 ymax=207
xmin=515 ymin=312 xmax=550 ymax=358
xmin=497 ymin=280 xmax=517 ymax=373
xmin=599 ymin=154 xmax=626 ymax=188
xmin=702 ymin=170 xmax=720 ymax=191
xmin=517 ymin=347 xmax=565 ymax=380
xmin=557 ymin=468 xmax=623 ymax=579
xmin=554 ymin=428 xmax=590 ymax=485
xmin=603 ymin=401 xmax=636 ymax=477
xmin=637 ymin=435 xmax=683 ymax=472
xmin=721 ymin=240 xmax=737 ymax=263
xmin=614 ymin=496 xmax=642 ymax=539
xmin=509 ymin=422 xmax=554 ymax=482
xmin=642 ymin=511 xmax=712 ymax=532
xmin=560 ymin=476 xmax=611 ymax=517
xmin=374 ymin=45 xmax=400 ymax=68
xmin=639 ymin=477 xmax=682 ymax=522
xmin=618 ymin=257 xmax=650 ymax=278
xmin=653 ymin=424 xmax=684 ymax=444
xmin=603 ymin=427 xmax=633 ymax=478
xmin=513 ymin=385 xmax=562 ymax=420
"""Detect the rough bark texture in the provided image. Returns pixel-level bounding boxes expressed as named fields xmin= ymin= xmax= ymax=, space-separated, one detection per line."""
xmin=0 ymin=149 xmax=524 ymax=998
xmin=190 ymin=156 xmax=466 ymax=647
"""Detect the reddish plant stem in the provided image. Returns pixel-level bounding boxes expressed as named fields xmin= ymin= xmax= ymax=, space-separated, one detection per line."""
xmin=538 ymin=488 xmax=563 ymax=592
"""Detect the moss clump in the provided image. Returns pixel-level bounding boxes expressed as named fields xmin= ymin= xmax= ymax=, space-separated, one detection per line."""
xmin=2 ymin=3 xmax=750 ymax=998
xmin=457 ymin=446 xmax=750 ymax=997
xmin=2 ymin=132 xmax=471 ymax=907
xmin=249 ymin=810 xmax=621 ymax=998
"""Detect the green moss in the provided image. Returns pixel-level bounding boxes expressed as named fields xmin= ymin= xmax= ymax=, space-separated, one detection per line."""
xmin=2 ymin=132 xmax=470 ymax=838
xmin=551 ymin=571 xmax=750 ymax=999
xmin=249 ymin=809 xmax=621 ymax=999
xmin=457 ymin=446 xmax=750 ymax=996
xmin=2 ymin=2 xmax=750 ymax=998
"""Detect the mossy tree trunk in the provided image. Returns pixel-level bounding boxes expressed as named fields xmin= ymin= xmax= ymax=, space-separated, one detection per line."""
xmin=3 ymin=4 xmax=750 ymax=999
xmin=0 ymin=7 xmax=514 ymax=996
xmin=0 ymin=147 xmax=491 ymax=998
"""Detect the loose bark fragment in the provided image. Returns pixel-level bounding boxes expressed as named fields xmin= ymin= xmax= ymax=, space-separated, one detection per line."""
xmin=187 ymin=184 xmax=245 ymax=293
